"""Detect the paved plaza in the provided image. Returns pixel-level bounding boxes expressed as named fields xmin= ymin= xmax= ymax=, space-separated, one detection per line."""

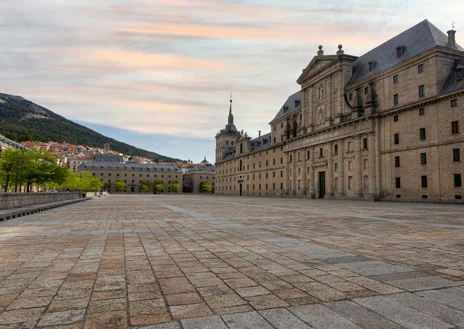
xmin=0 ymin=195 xmax=463 ymax=329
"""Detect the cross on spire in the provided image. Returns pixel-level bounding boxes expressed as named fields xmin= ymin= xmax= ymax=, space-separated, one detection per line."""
xmin=452 ymin=21 xmax=455 ymax=30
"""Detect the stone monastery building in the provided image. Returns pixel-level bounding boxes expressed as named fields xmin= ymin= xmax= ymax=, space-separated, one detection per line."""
xmin=215 ymin=20 xmax=464 ymax=202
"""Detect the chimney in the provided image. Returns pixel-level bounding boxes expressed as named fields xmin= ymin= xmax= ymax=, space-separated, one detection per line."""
xmin=447 ymin=30 xmax=457 ymax=48
xmin=258 ymin=130 xmax=261 ymax=137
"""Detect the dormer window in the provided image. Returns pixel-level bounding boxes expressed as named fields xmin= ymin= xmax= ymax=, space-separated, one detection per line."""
xmin=396 ymin=46 xmax=405 ymax=57
xmin=283 ymin=106 xmax=288 ymax=113
xmin=368 ymin=61 xmax=376 ymax=72
xmin=294 ymin=100 xmax=301 ymax=107
xmin=456 ymin=66 xmax=464 ymax=82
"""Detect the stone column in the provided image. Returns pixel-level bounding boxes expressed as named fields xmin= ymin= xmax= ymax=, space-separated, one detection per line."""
xmin=302 ymin=148 xmax=307 ymax=196
xmin=368 ymin=133 xmax=377 ymax=198
xmin=328 ymin=75 xmax=333 ymax=121
xmin=338 ymin=140 xmax=345 ymax=196
xmin=308 ymin=147 xmax=315 ymax=198
xmin=301 ymin=89 xmax=306 ymax=129
xmin=334 ymin=68 xmax=344 ymax=124
xmin=327 ymin=142 xmax=334 ymax=197
xmin=354 ymin=136 xmax=362 ymax=197
xmin=292 ymin=151 xmax=297 ymax=195
xmin=283 ymin=152 xmax=289 ymax=195
xmin=308 ymin=86 xmax=314 ymax=132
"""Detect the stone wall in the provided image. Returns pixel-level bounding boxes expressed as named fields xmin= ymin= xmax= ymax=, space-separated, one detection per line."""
xmin=0 ymin=192 xmax=83 ymax=210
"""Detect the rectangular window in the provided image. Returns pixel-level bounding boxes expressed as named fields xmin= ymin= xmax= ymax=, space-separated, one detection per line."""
xmin=418 ymin=64 xmax=424 ymax=73
xmin=419 ymin=85 xmax=425 ymax=97
xmin=348 ymin=176 xmax=353 ymax=189
xmin=365 ymin=87 xmax=369 ymax=95
xmin=319 ymin=148 xmax=323 ymax=157
xmin=455 ymin=174 xmax=462 ymax=188
xmin=421 ymin=176 xmax=428 ymax=188
xmin=421 ymin=153 xmax=427 ymax=165
xmin=394 ymin=134 xmax=399 ymax=145
xmin=394 ymin=115 xmax=399 ymax=122
xmin=395 ymin=156 xmax=400 ymax=167
xmin=419 ymin=108 xmax=425 ymax=116
xmin=395 ymin=177 xmax=401 ymax=188
xmin=394 ymin=94 xmax=399 ymax=105
xmin=289 ymin=155 xmax=292 ymax=163
xmin=334 ymin=144 xmax=338 ymax=155
xmin=393 ymin=75 xmax=398 ymax=84
xmin=453 ymin=148 xmax=461 ymax=162
xmin=452 ymin=121 xmax=459 ymax=134
xmin=307 ymin=150 xmax=310 ymax=159
xmin=363 ymin=138 xmax=368 ymax=150
xmin=349 ymin=93 xmax=353 ymax=100
xmin=420 ymin=128 xmax=426 ymax=140
xmin=451 ymin=99 xmax=458 ymax=107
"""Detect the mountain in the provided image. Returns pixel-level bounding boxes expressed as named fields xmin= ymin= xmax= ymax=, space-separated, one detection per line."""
xmin=0 ymin=93 xmax=182 ymax=162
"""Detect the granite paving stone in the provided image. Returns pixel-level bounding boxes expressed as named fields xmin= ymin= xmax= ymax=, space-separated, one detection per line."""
xmin=222 ymin=311 xmax=275 ymax=329
xmin=324 ymin=300 xmax=404 ymax=329
xmin=259 ymin=308 xmax=313 ymax=329
xmin=289 ymin=304 xmax=362 ymax=329
xmin=0 ymin=194 xmax=463 ymax=328
xmin=180 ymin=315 xmax=228 ymax=329
xmin=387 ymin=292 xmax=464 ymax=326
xmin=354 ymin=295 xmax=455 ymax=329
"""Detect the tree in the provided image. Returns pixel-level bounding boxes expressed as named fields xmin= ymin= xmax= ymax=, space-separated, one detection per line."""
xmin=139 ymin=180 xmax=150 ymax=193
xmin=115 ymin=179 xmax=126 ymax=192
xmin=80 ymin=172 xmax=103 ymax=191
xmin=64 ymin=170 xmax=81 ymax=190
xmin=0 ymin=148 xmax=23 ymax=192
xmin=199 ymin=182 xmax=212 ymax=193
xmin=153 ymin=179 xmax=165 ymax=194
xmin=171 ymin=181 xmax=180 ymax=193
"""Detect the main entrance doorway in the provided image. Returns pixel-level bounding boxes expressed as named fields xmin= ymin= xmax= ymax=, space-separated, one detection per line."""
xmin=318 ymin=171 xmax=326 ymax=198
xmin=239 ymin=184 xmax=243 ymax=196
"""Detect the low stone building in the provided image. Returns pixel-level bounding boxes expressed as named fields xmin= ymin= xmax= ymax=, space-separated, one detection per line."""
xmin=79 ymin=162 xmax=183 ymax=194
xmin=215 ymin=20 xmax=464 ymax=202
xmin=183 ymin=165 xmax=215 ymax=193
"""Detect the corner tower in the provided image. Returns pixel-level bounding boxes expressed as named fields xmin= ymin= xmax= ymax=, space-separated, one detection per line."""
xmin=215 ymin=96 xmax=240 ymax=163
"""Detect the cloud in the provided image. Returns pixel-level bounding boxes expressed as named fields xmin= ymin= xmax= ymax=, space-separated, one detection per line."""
xmin=1 ymin=0 xmax=463 ymax=160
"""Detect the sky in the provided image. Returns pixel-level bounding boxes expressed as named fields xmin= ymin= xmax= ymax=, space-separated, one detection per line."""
xmin=1 ymin=0 xmax=463 ymax=162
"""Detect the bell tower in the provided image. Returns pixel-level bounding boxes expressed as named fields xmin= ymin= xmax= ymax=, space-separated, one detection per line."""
xmin=215 ymin=95 xmax=240 ymax=163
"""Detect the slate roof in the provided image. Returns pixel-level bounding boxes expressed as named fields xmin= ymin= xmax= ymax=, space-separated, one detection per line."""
xmin=347 ymin=20 xmax=463 ymax=86
xmin=271 ymin=91 xmax=302 ymax=122
xmin=79 ymin=162 xmax=182 ymax=172
xmin=438 ymin=58 xmax=464 ymax=96
xmin=187 ymin=166 xmax=215 ymax=174
xmin=222 ymin=150 xmax=236 ymax=161
xmin=250 ymin=133 xmax=272 ymax=153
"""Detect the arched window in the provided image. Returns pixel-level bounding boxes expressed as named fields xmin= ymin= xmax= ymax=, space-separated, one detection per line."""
xmin=319 ymin=84 xmax=324 ymax=99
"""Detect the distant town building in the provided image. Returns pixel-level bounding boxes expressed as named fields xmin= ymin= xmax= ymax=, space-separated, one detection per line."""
xmin=183 ymin=157 xmax=215 ymax=193
xmin=0 ymin=134 xmax=26 ymax=152
xmin=79 ymin=162 xmax=183 ymax=194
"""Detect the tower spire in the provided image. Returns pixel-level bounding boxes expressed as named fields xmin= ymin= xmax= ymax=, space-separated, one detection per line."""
xmin=228 ymin=93 xmax=234 ymax=125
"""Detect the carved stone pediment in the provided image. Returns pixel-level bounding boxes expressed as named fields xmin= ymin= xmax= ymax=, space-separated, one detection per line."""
xmin=297 ymin=55 xmax=338 ymax=85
